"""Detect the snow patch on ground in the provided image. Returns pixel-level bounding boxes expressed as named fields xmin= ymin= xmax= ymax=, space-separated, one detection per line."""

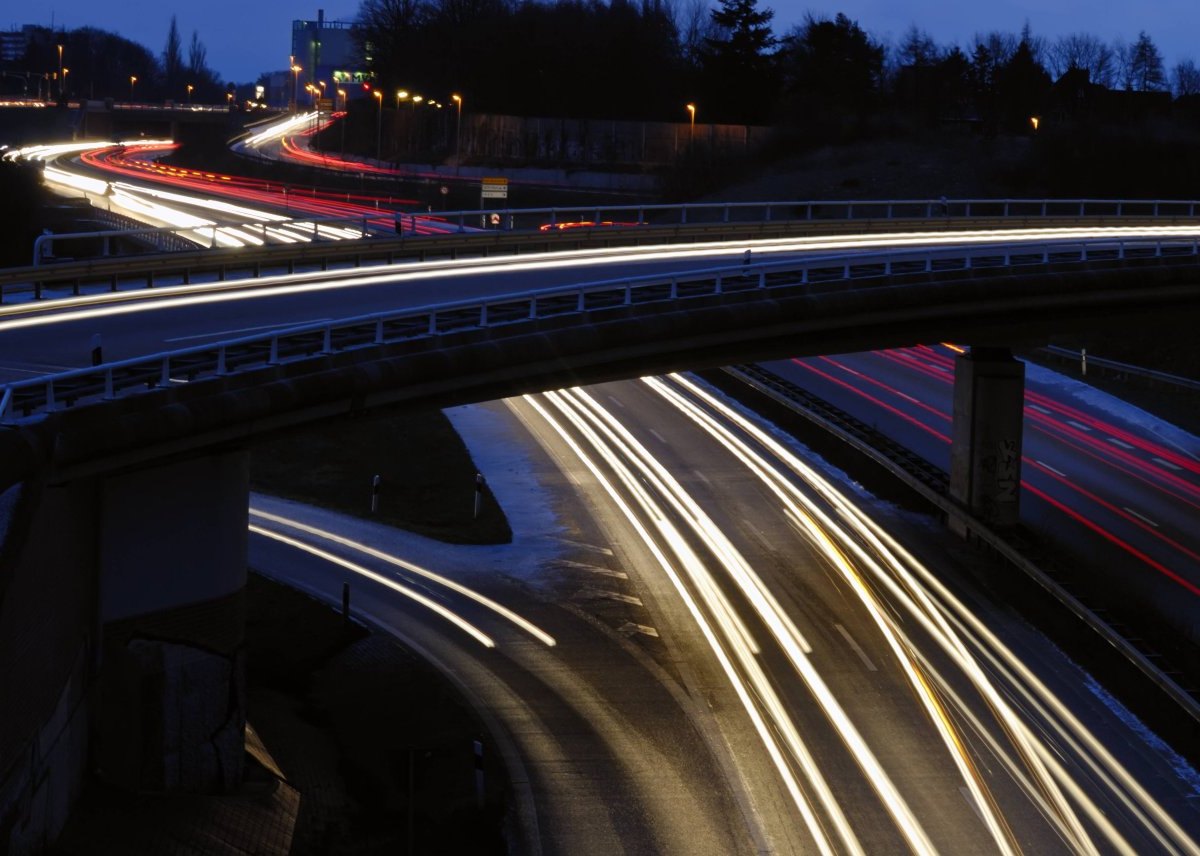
xmin=1024 ymin=362 xmax=1200 ymax=460
xmin=1082 ymin=674 xmax=1200 ymax=798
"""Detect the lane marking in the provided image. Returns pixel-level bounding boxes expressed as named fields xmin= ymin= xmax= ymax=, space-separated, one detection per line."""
xmin=1106 ymin=437 xmax=1135 ymax=451
xmin=959 ymin=787 xmax=985 ymax=824
xmin=1122 ymin=507 xmax=1159 ymax=528
xmin=649 ymin=428 xmax=667 ymax=444
xmin=164 ymin=318 xmax=331 ymax=342
xmin=1028 ymin=404 xmax=1052 ymax=415
xmin=607 ymin=395 xmax=625 ymax=408
xmin=618 ymin=622 xmax=660 ymax=638
xmin=834 ymin=623 xmax=878 ymax=671
xmin=1035 ymin=460 xmax=1066 ymax=478
xmin=1153 ymin=457 xmax=1183 ymax=471
xmin=693 ymin=469 xmax=711 ymax=485
xmin=1066 ymin=420 xmax=1092 ymax=432
xmin=576 ymin=588 xmax=643 ymax=606
xmin=551 ymin=558 xmax=628 ymax=579
xmin=552 ymin=537 xmax=614 ymax=556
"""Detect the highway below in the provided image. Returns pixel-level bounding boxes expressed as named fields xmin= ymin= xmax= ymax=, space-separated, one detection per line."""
xmin=249 ymin=378 xmax=1200 ymax=853
xmin=763 ymin=349 xmax=1200 ymax=635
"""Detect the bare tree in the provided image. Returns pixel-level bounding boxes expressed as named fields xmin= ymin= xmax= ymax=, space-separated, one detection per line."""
xmin=187 ymin=31 xmax=207 ymax=78
xmin=666 ymin=0 xmax=714 ymax=65
xmin=896 ymin=25 xmax=939 ymax=67
xmin=1047 ymin=32 xmax=1114 ymax=86
xmin=163 ymin=15 xmax=183 ymax=95
xmin=1173 ymin=59 xmax=1200 ymax=97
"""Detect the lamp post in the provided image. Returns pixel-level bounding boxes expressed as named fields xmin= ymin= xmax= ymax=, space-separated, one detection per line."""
xmin=186 ymin=83 xmax=194 ymax=104
xmin=338 ymin=88 xmax=347 ymax=155
xmin=686 ymin=102 xmax=695 ymax=145
xmin=129 ymin=75 xmax=137 ymax=102
xmin=291 ymin=64 xmax=302 ymax=113
xmin=374 ymin=89 xmax=383 ymax=162
xmin=61 ymin=68 xmax=69 ymax=98
xmin=57 ymin=44 xmax=63 ymax=98
xmin=451 ymin=93 xmax=462 ymax=169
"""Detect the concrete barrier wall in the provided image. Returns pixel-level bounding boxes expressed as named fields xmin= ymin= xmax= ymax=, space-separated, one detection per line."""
xmin=0 ymin=449 xmax=250 ymax=852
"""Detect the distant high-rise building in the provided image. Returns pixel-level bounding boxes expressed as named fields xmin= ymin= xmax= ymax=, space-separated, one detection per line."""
xmin=290 ymin=9 xmax=371 ymax=105
xmin=0 ymin=27 xmax=30 ymax=64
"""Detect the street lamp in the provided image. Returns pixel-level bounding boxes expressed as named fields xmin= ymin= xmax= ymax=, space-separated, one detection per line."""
xmin=187 ymin=83 xmax=194 ymax=103
xmin=291 ymin=64 xmax=302 ymax=113
xmin=61 ymin=68 xmax=69 ymax=98
xmin=451 ymin=93 xmax=462 ymax=168
xmin=396 ymin=89 xmax=408 ymax=109
xmin=338 ymin=88 xmax=347 ymax=155
xmin=686 ymin=102 xmax=696 ymax=144
xmin=57 ymin=44 xmax=63 ymax=97
xmin=374 ymin=89 xmax=383 ymax=161
xmin=130 ymin=75 xmax=137 ymax=102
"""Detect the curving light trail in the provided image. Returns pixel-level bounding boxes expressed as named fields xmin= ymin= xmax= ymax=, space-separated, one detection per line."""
xmin=250 ymin=507 xmax=557 ymax=646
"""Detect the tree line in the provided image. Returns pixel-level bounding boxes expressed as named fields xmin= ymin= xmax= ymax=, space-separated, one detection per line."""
xmin=355 ymin=0 xmax=1199 ymax=129
xmin=9 ymin=18 xmax=227 ymax=104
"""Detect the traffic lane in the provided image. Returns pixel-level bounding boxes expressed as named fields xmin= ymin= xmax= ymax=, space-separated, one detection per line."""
xmin=0 ymin=249 xmax=820 ymax=377
xmin=767 ymin=352 xmax=1200 ymax=596
xmin=549 ymin=379 xmax=1058 ymax=853
xmin=248 ymin=527 xmax=757 ymax=856
xmin=500 ymin=395 xmax=815 ymax=854
xmin=594 ymin=375 xmax=1200 ymax=852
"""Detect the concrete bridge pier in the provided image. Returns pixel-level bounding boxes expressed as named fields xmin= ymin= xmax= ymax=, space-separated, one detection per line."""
xmin=0 ymin=448 xmax=249 ymax=852
xmin=94 ymin=449 xmax=249 ymax=794
xmin=949 ymin=346 xmax=1025 ymax=535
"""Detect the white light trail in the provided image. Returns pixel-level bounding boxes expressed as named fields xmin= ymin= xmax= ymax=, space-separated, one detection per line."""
xmin=250 ymin=524 xmax=496 ymax=648
xmin=520 ymin=393 xmax=851 ymax=856
xmin=547 ymin=387 xmax=938 ymax=854
xmin=250 ymin=508 xmax=557 ymax=646
xmin=652 ymin=372 xmax=1198 ymax=854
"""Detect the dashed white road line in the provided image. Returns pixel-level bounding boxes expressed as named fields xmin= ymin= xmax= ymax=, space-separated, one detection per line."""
xmin=607 ymin=395 xmax=625 ymax=408
xmin=1106 ymin=437 xmax=1135 ymax=451
xmin=1035 ymin=460 xmax=1067 ymax=478
xmin=553 ymin=537 xmax=614 ymax=556
xmin=834 ymin=623 xmax=878 ymax=672
xmin=1121 ymin=507 xmax=1159 ymax=528
xmin=1152 ymin=457 xmax=1183 ymax=471
xmin=577 ymin=589 xmax=644 ymax=606
xmin=649 ymin=428 xmax=668 ymax=445
xmin=618 ymin=622 xmax=660 ymax=638
xmin=1028 ymin=404 xmax=1052 ymax=415
xmin=1066 ymin=420 xmax=1093 ymax=432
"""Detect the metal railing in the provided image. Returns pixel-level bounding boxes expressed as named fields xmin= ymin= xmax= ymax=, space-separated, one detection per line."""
xmin=29 ymin=195 xmax=1200 ymax=266
xmin=13 ymin=194 xmax=1200 ymax=304
xmin=5 ymin=234 xmax=1198 ymax=425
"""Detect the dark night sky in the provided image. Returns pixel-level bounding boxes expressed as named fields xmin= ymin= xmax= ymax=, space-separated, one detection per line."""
xmin=11 ymin=0 xmax=1198 ymax=86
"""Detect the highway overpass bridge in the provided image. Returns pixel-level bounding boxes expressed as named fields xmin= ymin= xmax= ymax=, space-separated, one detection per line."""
xmin=2 ymin=208 xmax=1200 ymax=849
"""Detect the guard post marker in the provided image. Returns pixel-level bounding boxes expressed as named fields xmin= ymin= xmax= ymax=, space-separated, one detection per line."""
xmin=371 ymin=474 xmax=381 ymax=513
xmin=473 ymin=739 xmax=484 ymax=808
xmin=473 ymin=472 xmax=486 ymax=519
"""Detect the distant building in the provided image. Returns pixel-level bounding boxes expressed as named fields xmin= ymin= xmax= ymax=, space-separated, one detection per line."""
xmin=0 ymin=27 xmax=30 ymax=64
xmin=290 ymin=9 xmax=372 ymax=106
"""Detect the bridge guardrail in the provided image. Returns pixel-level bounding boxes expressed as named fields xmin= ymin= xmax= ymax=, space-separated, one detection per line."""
xmin=4 ymin=234 xmax=1198 ymax=426
xmin=10 ymin=211 xmax=1200 ymax=305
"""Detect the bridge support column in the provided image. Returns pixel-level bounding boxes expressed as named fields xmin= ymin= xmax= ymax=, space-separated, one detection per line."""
xmin=94 ymin=450 xmax=248 ymax=794
xmin=949 ymin=346 xmax=1025 ymax=535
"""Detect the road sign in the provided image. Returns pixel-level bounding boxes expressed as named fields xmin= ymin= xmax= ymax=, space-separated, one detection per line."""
xmin=480 ymin=177 xmax=508 ymax=200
